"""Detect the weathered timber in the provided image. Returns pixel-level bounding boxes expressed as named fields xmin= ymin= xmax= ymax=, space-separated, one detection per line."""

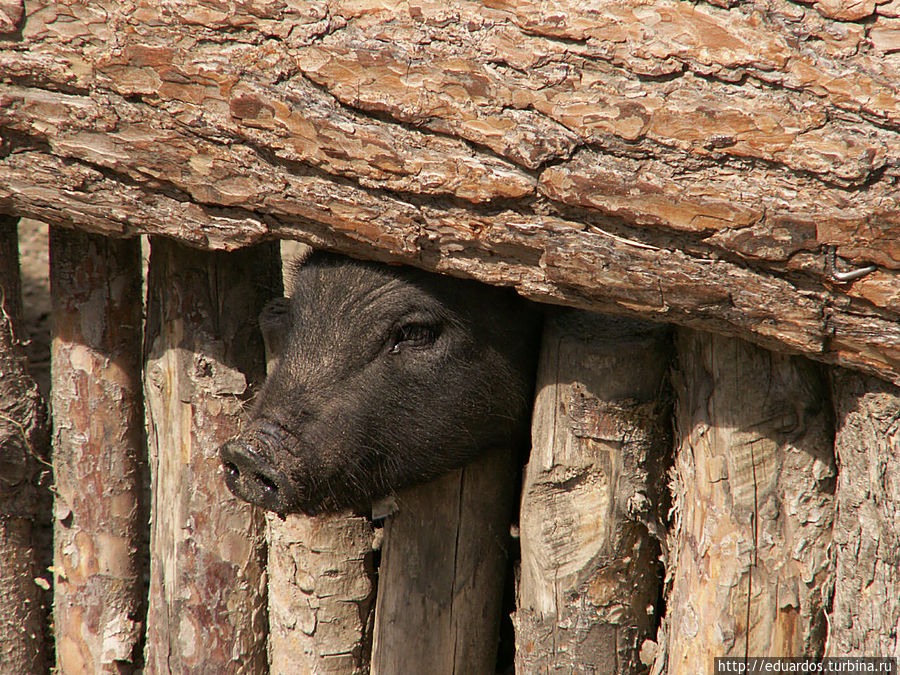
xmin=515 ymin=312 xmax=672 ymax=675
xmin=0 ymin=216 xmax=48 ymax=674
xmin=259 ymin=297 xmax=378 ymax=675
xmin=371 ymin=446 xmax=517 ymax=675
xmin=267 ymin=513 xmax=376 ymax=674
xmin=0 ymin=0 xmax=23 ymax=34
xmin=1 ymin=0 xmax=898 ymax=384
xmin=666 ymin=331 xmax=835 ymax=673
xmin=828 ymin=371 xmax=900 ymax=657
xmin=49 ymin=229 xmax=144 ymax=673
xmin=143 ymin=238 xmax=279 ymax=674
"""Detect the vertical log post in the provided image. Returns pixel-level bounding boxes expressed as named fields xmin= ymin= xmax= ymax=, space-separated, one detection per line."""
xmin=259 ymin=297 xmax=378 ymax=675
xmin=370 ymin=447 xmax=517 ymax=674
xmin=828 ymin=371 xmax=900 ymax=656
xmin=0 ymin=216 xmax=48 ymax=674
xmin=515 ymin=312 xmax=672 ymax=674
xmin=666 ymin=331 xmax=835 ymax=673
xmin=143 ymin=237 xmax=279 ymax=674
xmin=49 ymin=228 xmax=145 ymax=673
xmin=266 ymin=513 xmax=377 ymax=674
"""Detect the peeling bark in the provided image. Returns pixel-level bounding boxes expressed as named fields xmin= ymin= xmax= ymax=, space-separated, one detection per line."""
xmin=828 ymin=371 xmax=900 ymax=657
xmin=49 ymin=228 xmax=144 ymax=673
xmin=267 ymin=513 xmax=376 ymax=674
xmin=666 ymin=331 xmax=835 ymax=673
xmin=143 ymin=238 xmax=278 ymax=674
xmin=515 ymin=312 xmax=672 ymax=675
xmin=0 ymin=216 xmax=48 ymax=675
xmin=0 ymin=0 xmax=898 ymax=384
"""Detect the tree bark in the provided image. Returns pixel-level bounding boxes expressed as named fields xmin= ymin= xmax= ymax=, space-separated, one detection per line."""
xmin=1 ymin=0 xmax=898 ymax=385
xmin=49 ymin=228 xmax=144 ymax=673
xmin=267 ymin=513 xmax=377 ymax=674
xmin=666 ymin=331 xmax=835 ymax=673
xmin=371 ymin=446 xmax=517 ymax=675
xmin=515 ymin=312 xmax=672 ymax=675
xmin=259 ymin=297 xmax=378 ymax=675
xmin=0 ymin=216 xmax=48 ymax=674
xmin=828 ymin=371 xmax=900 ymax=657
xmin=143 ymin=237 xmax=278 ymax=674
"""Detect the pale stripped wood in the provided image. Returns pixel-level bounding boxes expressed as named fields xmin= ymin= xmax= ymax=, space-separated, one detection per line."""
xmin=516 ymin=311 xmax=672 ymax=674
xmin=666 ymin=331 xmax=834 ymax=673
xmin=143 ymin=239 xmax=277 ymax=674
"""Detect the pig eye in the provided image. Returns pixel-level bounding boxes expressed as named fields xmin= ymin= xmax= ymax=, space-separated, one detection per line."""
xmin=390 ymin=323 xmax=438 ymax=353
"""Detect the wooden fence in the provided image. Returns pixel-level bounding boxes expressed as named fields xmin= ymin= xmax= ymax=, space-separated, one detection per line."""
xmin=1 ymin=217 xmax=899 ymax=674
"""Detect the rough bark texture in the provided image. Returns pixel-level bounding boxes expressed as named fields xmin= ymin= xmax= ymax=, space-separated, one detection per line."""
xmin=1 ymin=0 xmax=899 ymax=385
xmin=49 ymin=228 xmax=144 ymax=673
xmin=143 ymin=237 xmax=279 ymax=674
xmin=828 ymin=371 xmax=900 ymax=657
xmin=371 ymin=445 xmax=517 ymax=675
xmin=259 ymin=299 xmax=378 ymax=675
xmin=0 ymin=216 xmax=48 ymax=674
xmin=515 ymin=311 xmax=671 ymax=675
xmin=666 ymin=331 xmax=835 ymax=673
xmin=267 ymin=514 xmax=376 ymax=674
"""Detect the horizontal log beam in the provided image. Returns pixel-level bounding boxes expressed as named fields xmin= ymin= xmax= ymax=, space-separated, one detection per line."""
xmin=1 ymin=0 xmax=898 ymax=384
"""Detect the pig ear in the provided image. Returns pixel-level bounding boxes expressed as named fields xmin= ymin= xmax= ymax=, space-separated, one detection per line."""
xmin=259 ymin=297 xmax=291 ymax=366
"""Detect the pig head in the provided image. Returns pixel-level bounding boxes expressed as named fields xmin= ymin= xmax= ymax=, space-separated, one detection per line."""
xmin=220 ymin=251 xmax=540 ymax=516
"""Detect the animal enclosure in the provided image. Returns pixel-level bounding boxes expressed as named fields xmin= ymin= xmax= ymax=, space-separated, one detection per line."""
xmin=1 ymin=221 xmax=898 ymax=675
xmin=2 ymin=0 xmax=900 ymax=672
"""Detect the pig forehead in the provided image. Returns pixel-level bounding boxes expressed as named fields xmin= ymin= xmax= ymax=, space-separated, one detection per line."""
xmin=289 ymin=261 xmax=454 ymax=325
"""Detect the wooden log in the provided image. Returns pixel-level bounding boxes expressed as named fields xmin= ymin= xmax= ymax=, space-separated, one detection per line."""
xmin=143 ymin=237 xmax=279 ymax=674
xmin=49 ymin=228 xmax=144 ymax=673
xmin=515 ymin=311 xmax=672 ymax=675
xmin=267 ymin=514 xmax=377 ymax=674
xmin=1 ymin=0 xmax=899 ymax=386
xmin=666 ymin=331 xmax=835 ymax=673
xmin=828 ymin=371 xmax=900 ymax=656
xmin=259 ymin=296 xmax=378 ymax=675
xmin=0 ymin=215 xmax=49 ymax=674
xmin=371 ymin=445 xmax=517 ymax=675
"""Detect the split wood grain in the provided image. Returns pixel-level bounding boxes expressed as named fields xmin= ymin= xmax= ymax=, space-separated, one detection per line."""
xmin=516 ymin=311 xmax=672 ymax=674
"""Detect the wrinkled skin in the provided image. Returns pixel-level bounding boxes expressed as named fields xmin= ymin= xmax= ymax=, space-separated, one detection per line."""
xmin=220 ymin=251 xmax=541 ymax=516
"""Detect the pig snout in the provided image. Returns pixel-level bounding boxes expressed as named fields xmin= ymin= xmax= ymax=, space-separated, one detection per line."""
xmin=220 ymin=423 xmax=302 ymax=515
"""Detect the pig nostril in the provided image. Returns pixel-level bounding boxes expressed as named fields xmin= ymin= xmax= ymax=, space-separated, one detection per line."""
xmin=220 ymin=441 xmax=291 ymax=509
xmin=254 ymin=472 xmax=279 ymax=494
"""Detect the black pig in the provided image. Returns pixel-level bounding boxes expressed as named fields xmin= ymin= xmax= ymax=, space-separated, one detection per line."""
xmin=220 ymin=251 xmax=540 ymax=516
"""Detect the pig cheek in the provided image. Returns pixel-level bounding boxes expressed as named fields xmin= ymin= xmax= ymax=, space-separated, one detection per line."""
xmin=286 ymin=412 xmax=364 ymax=482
